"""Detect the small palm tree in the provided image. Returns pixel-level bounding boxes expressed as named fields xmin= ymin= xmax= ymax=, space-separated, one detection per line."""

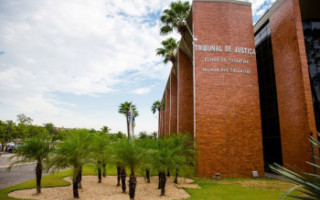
xmin=136 ymin=137 xmax=158 ymax=183
xmin=8 ymin=132 xmax=53 ymax=194
xmin=152 ymin=100 xmax=161 ymax=136
xmin=160 ymin=1 xmax=190 ymax=39
xmin=152 ymin=137 xmax=179 ymax=196
xmin=118 ymin=101 xmax=139 ymax=140
xmin=49 ymin=129 xmax=93 ymax=199
xmin=92 ymin=133 xmax=110 ymax=183
xmin=270 ymin=132 xmax=320 ymax=200
xmin=113 ymin=139 xmax=145 ymax=200
xmin=170 ymin=133 xmax=197 ymax=184
xmin=156 ymin=38 xmax=179 ymax=65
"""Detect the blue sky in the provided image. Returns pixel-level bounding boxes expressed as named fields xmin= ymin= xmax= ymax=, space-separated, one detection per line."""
xmin=0 ymin=0 xmax=275 ymax=134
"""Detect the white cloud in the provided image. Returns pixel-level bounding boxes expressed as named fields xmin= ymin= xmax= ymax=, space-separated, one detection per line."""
xmin=0 ymin=0 xmax=274 ymax=132
xmin=134 ymin=87 xmax=150 ymax=95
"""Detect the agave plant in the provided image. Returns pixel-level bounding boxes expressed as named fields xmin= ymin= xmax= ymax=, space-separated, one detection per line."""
xmin=270 ymin=132 xmax=320 ymax=200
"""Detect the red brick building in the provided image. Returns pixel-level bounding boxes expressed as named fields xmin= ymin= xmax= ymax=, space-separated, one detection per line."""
xmin=159 ymin=0 xmax=320 ymax=178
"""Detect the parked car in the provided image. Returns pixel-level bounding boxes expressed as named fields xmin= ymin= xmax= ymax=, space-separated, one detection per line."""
xmin=5 ymin=142 xmax=23 ymax=153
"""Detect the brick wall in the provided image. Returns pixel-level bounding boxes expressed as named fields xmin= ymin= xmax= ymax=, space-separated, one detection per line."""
xmin=178 ymin=49 xmax=194 ymax=135
xmin=193 ymin=1 xmax=264 ymax=177
xmin=170 ymin=72 xmax=178 ymax=134
xmin=165 ymin=86 xmax=170 ymax=136
xmin=269 ymin=0 xmax=317 ymax=172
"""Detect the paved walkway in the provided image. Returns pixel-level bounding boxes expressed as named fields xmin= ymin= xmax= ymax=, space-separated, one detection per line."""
xmin=0 ymin=152 xmax=47 ymax=189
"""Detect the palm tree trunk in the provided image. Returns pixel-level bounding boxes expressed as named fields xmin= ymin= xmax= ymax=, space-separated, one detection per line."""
xmin=78 ymin=167 xmax=82 ymax=189
xmin=102 ymin=163 xmax=106 ymax=177
xmin=121 ymin=167 xmax=126 ymax=193
xmin=158 ymin=172 xmax=161 ymax=189
xmin=146 ymin=168 xmax=150 ymax=183
xmin=127 ymin=114 xmax=130 ymax=140
xmin=129 ymin=171 xmax=137 ymax=200
xmin=158 ymin=110 xmax=160 ymax=135
xmin=159 ymin=172 xmax=166 ymax=196
xmin=73 ymin=170 xmax=81 ymax=198
xmin=97 ymin=162 xmax=102 ymax=183
xmin=35 ymin=161 xmax=42 ymax=194
xmin=174 ymin=168 xmax=179 ymax=184
xmin=117 ymin=166 xmax=121 ymax=186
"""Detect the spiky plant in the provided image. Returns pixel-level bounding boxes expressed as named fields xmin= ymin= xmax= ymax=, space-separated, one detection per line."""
xmin=270 ymin=132 xmax=320 ymax=200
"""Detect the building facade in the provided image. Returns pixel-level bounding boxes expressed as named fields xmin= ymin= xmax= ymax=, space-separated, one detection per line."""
xmin=159 ymin=0 xmax=319 ymax=178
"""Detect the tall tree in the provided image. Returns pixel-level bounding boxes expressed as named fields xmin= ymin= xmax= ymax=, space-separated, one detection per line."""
xmin=156 ymin=38 xmax=178 ymax=65
xmin=118 ymin=101 xmax=139 ymax=140
xmin=0 ymin=120 xmax=6 ymax=151
xmin=101 ymin=126 xmax=111 ymax=134
xmin=151 ymin=100 xmax=161 ymax=136
xmin=160 ymin=1 xmax=190 ymax=39
xmin=8 ymin=132 xmax=53 ymax=194
xmin=17 ymin=114 xmax=33 ymax=125
xmin=49 ymin=129 xmax=93 ymax=199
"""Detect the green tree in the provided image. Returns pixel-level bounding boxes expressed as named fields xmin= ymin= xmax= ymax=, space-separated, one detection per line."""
xmin=156 ymin=38 xmax=179 ymax=64
xmin=1 ymin=120 xmax=17 ymax=147
xmin=118 ymin=101 xmax=139 ymax=140
xmin=101 ymin=126 xmax=111 ymax=134
xmin=17 ymin=114 xmax=33 ymax=125
xmin=49 ymin=129 xmax=93 ymax=198
xmin=8 ymin=132 xmax=53 ymax=194
xmin=0 ymin=120 xmax=6 ymax=151
xmin=152 ymin=137 xmax=179 ymax=196
xmin=43 ymin=123 xmax=57 ymax=135
xmin=160 ymin=1 xmax=190 ymax=39
xmin=92 ymin=133 xmax=110 ymax=183
xmin=151 ymin=100 xmax=161 ymax=136
xmin=270 ymin=132 xmax=320 ymax=200
xmin=113 ymin=139 xmax=145 ymax=200
xmin=169 ymin=133 xmax=197 ymax=184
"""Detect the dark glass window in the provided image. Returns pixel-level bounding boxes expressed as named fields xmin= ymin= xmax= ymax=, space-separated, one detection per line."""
xmin=255 ymin=22 xmax=283 ymax=169
xmin=303 ymin=21 xmax=320 ymax=133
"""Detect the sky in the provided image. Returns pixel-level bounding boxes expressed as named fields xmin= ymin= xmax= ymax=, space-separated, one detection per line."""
xmin=0 ymin=0 xmax=276 ymax=134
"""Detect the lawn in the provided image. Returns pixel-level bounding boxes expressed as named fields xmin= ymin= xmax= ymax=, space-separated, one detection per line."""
xmin=0 ymin=166 xmax=299 ymax=200
xmin=186 ymin=178 xmax=298 ymax=200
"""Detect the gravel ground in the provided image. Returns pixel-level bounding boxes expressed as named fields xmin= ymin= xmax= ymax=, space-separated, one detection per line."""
xmin=9 ymin=176 xmax=198 ymax=200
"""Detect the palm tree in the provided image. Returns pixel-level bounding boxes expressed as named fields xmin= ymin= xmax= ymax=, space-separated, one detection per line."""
xmin=136 ymin=137 xmax=158 ymax=183
xmin=118 ymin=101 xmax=139 ymax=140
xmin=49 ymin=129 xmax=93 ymax=199
xmin=152 ymin=137 xmax=179 ymax=196
xmin=151 ymin=100 xmax=161 ymax=136
xmin=270 ymin=132 xmax=320 ymax=200
xmin=113 ymin=139 xmax=145 ymax=200
xmin=101 ymin=126 xmax=111 ymax=134
xmin=160 ymin=1 xmax=190 ymax=39
xmin=156 ymin=38 xmax=179 ymax=65
xmin=92 ymin=133 xmax=110 ymax=183
xmin=170 ymin=133 xmax=197 ymax=184
xmin=8 ymin=132 xmax=53 ymax=194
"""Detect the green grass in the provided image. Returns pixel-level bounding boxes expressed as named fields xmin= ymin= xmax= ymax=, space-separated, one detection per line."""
xmin=0 ymin=167 xmax=303 ymax=200
xmin=185 ymin=178 xmax=299 ymax=200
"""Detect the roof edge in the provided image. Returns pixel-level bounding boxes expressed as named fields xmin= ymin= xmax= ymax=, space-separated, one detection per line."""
xmin=254 ymin=0 xmax=286 ymax=33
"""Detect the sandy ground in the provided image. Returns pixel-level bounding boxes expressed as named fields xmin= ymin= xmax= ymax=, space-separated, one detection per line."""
xmin=9 ymin=176 xmax=199 ymax=200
